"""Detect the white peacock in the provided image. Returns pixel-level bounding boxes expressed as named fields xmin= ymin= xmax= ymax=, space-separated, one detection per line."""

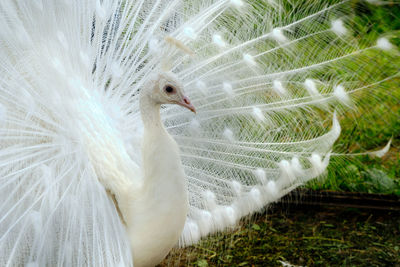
xmin=0 ymin=0 xmax=397 ymax=266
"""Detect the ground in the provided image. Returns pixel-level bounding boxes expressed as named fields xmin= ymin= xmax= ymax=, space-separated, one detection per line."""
xmin=161 ymin=204 xmax=399 ymax=266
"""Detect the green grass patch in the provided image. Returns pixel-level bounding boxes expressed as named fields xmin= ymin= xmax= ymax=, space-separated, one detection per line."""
xmin=161 ymin=206 xmax=400 ymax=266
xmin=307 ymin=1 xmax=400 ymax=195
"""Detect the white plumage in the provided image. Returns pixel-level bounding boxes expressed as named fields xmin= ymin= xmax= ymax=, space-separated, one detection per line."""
xmin=0 ymin=0 xmax=397 ymax=266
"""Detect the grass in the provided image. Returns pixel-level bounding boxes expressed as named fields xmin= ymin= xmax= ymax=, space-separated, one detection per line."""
xmin=306 ymin=1 xmax=400 ymax=195
xmin=161 ymin=206 xmax=400 ymax=266
xmin=161 ymin=1 xmax=400 ymax=266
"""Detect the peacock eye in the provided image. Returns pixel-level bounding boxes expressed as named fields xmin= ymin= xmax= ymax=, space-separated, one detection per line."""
xmin=164 ymin=85 xmax=175 ymax=94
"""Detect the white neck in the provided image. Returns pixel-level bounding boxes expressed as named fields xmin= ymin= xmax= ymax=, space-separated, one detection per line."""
xmin=139 ymin=92 xmax=163 ymax=132
xmin=139 ymin=92 xmax=171 ymax=190
xmin=128 ymin=92 xmax=188 ymax=267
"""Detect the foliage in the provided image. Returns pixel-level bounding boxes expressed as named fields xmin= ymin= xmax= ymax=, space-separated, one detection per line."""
xmin=308 ymin=0 xmax=400 ymax=195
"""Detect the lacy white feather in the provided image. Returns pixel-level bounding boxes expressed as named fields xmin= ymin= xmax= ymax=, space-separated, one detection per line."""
xmin=0 ymin=0 xmax=398 ymax=266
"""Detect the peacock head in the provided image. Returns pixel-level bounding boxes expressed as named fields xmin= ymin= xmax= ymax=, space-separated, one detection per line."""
xmin=143 ymin=71 xmax=196 ymax=113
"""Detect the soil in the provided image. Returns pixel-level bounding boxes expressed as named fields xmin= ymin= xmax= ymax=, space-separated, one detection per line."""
xmin=160 ymin=200 xmax=400 ymax=266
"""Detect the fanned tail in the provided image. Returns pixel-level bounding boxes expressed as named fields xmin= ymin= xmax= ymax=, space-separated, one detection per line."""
xmin=153 ymin=0 xmax=400 ymax=245
xmin=0 ymin=0 xmax=398 ymax=262
xmin=0 ymin=1 xmax=134 ymax=265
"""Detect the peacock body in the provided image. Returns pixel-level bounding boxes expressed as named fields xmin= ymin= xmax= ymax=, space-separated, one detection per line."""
xmin=0 ymin=0 xmax=398 ymax=266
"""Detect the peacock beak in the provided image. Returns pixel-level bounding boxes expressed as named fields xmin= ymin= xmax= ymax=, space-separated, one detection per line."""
xmin=177 ymin=96 xmax=196 ymax=113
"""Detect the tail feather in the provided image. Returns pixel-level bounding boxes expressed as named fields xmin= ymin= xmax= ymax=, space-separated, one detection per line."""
xmin=160 ymin=0 xmax=399 ymax=245
xmin=0 ymin=1 xmax=133 ymax=265
xmin=0 ymin=152 xmax=132 ymax=266
xmin=0 ymin=0 xmax=398 ymax=262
